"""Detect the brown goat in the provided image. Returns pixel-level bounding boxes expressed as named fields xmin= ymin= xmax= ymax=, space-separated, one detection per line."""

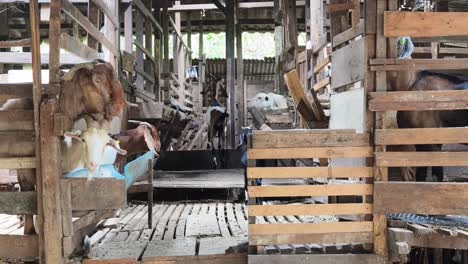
xmin=60 ymin=60 xmax=125 ymax=121
xmin=112 ymin=122 xmax=161 ymax=165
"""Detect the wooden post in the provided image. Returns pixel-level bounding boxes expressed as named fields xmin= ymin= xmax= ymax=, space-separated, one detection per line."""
xmin=236 ymin=3 xmax=244 ymax=131
xmin=29 ymin=0 xmax=44 ymax=261
xmin=124 ymin=4 xmax=133 ymax=53
xmin=162 ymin=1 xmax=169 ymax=73
xmin=48 ymin=0 xmax=62 ymax=95
xmin=135 ymin=5 xmax=144 ymax=89
xmin=40 ymin=99 xmax=64 ymax=264
xmin=144 ymin=0 xmax=154 ymax=93
xmin=274 ymin=0 xmax=283 ymax=93
xmin=147 ymin=159 xmax=153 ymax=228
xmin=87 ymin=0 xmax=100 ymax=50
xmin=226 ymin=0 xmax=236 ymax=148
xmin=154 ymin=0 xmax=162 ymax=101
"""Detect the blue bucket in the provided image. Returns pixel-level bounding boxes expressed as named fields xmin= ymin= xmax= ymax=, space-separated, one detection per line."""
xmin=64 ymin=151 xmax=156 ymax=190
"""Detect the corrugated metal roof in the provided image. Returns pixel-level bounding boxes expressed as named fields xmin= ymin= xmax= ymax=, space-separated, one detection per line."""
xmin=194 ymin=58 xmax=276 ymax=80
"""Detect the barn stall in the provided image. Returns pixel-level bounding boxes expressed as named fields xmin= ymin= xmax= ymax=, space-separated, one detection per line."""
xmin=0 ymin=0 xmax=466 ymax=264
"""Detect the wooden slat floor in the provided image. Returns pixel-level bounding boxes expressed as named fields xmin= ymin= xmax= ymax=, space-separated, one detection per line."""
xmin=87 ymin=202 xmax=248 ymax=263
xmin=0 ymin=214 xmax=23 ymax=235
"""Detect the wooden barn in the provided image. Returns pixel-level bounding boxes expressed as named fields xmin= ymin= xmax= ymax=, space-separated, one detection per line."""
xmin=0 ymin=0 xmax=466 ymax=263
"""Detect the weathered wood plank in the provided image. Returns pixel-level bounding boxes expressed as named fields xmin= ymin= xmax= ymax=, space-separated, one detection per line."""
xmin=331 ymin=37 xmax=365 ymax=89
xmin=0 ymin=110 xmax=34 ymax=131
xmin=384 ymin=11 xmax=468 ymax=38
xmin=0 ymin=38 xmax=31 ymax=48
xmin=375 ymin=127 xmax=468 ymax=145
xmin=69 ymin=178 xmax=126 ymax=211
xmin=133 ymin=0 xmax=163 ymax=32
xmin=375 ymin=152 xmax=468 ymax=167
xmin=90 ymin=0 xmax=118 ymax=26
xmin=248 ymin=254 xmax=386 ymax=264
xmin=313 ymin=77 xmax=330 ymax=91
xmin=369 ymin=90 xmax=468 ymax=111
xmin=248 ymin=184 xmax=373 ymax=198
xmin=249 ymin=222 xmax=373 ymax=235
xmin=370 ymin=58 xmax=468 ymax=71
xmin=249 ymin=203 xmax=372 ymax=216
xmin=59 ymin=33 xmax=101 ymax=60
xmin=252 ymin=131 xmax=369 ymax=148
xmin=374 ymin=182 xmax=468 ymax=215
xmin=313 ymin=57 xmax=330 ymax=74
xmin=333 ymin=20 xmax=364 ymax=47
xmin=0 ymin=192 xmax=37 ymax=214
xmin=248 ymin=147 xmax=373 ymax=159
xmin=61 ymin=0 xmax=118 ymax=56
xmin=0 ymin=83 xmax=33 ymax=102
xmin=247 ymin=167 xmax=373 ymax=179
xmin=0 ymin=234 xmax=38 ymax=259
xmin=0 ymin=157 xmax=36 ymax=169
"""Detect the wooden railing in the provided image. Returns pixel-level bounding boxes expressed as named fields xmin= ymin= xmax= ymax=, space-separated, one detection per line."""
xmin=247 ymin=130 xmax=374 ymax=254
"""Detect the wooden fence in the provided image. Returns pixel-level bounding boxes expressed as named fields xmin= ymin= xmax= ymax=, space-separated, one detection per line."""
xmin=247 ymin=130 xmax=382 ymax=262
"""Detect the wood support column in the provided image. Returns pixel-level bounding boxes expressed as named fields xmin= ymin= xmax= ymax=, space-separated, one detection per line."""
xmin=226 ymin=0 xmax=236 ymax=148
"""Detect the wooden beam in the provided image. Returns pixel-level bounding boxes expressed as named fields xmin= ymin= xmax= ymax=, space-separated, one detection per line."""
xmin=384 ymin=11 xmax=468 ymax=38
xmin=249 ymin=222 xmax=373 ymax=235
xmin=62 ymin=0 xmax=118 ymax=56
xmin=248 ymin=184 xmax=373 ymax=198
xmin=247 ymin=167 xmax=373 ymax=179
xmin=211 ymin=0 xmax=226 ymax=14
xmin=375 ymin=127 xmax=468 ymax=145
xmin=90 ymin=0 xmax=118 ymax=27
xmin=248 ymin=147 xmax=373 ymax=159
xmin=133 ymin=0 xmax=163 ymax=32
xmin=59 ymin=33 xmax=100 ymax=60
xmin=331 ymin=37 xmax=365 ymax=89
xmin=369 ymin=90 xmax=468 ymax=111
xmin=0 ymin=191 xmax=37 ymax=214
xmin=249 ymin=203 xmax=372 ymax=216
xmin=252 ymin=130 xmax=369 ymax=148
xmin=0 ymin=52 xmax=104 ymax=65
xmin=169 ymin=16 xmax=193 ymax=53
xmin=329 ymin=2 xmax=354 ymax=13
xmin=374 ymin=182 xmax=468 ymax=215
xmin=313 ymin=77 xmax=330 ymax=91
xmin=0 ymin=38 xmax=31 ymax=48
xmin=0 ymin=235 xmax=38 ymax=259
xmin=313 ymin=57 xmax=330 ymax=74
xmin=376 ymin=152 xmax=468 ymax=167
xmin=248 ymin=254 xmax=386 ymax=264
xmin=226 ymin=0 xmax=235 ymax=148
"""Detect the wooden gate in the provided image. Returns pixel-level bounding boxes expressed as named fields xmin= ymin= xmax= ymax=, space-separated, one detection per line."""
xmin=247 ymin=129 xmax=385 ymax=263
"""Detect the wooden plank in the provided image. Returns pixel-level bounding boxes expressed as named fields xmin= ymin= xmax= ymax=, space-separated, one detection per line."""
xmin=0 ymin=52 xmax=102 ymax=65
xmin=313 ymin=57 xmax=330 ymax=74
xmin=0 ymin=234 xmax=38 ymax=259
xmin=169 ymin=16 xmax=192 ymax=53
xmin=252 ymin=130 xmax=369 ymax=148
xmin=234 ymin=204 xmax=248 ymax=234
xmin=331 ymin=37 xmax=365 ymax=89
xmin=72 ymin=210 xmax=113 ymax=232
xmin=249 ymin=222 xmax=373 ymax=235
xmin=0 ymin=110 xmax=34 ymax=131
xmin=370 ymin=58 xmax=468 ymax=71
xmin=374 ymin=182 xmax=468 ymax=215
xmin=248 ymin=254 xmax=386 ymax=264
xmin=247 ymin=167 xmax=373 ymax=179
xmin=186 ymin=211 xmax=222 ymax=237
xmin=0 ymin=38 xmax=31 ymax=48
xmin=375 ymin=127 xmax=468 ymax=145
xmin=135 ymin=67 xmax=156 ymax=83
xmin=61 ymin=0 xmax=118 ymax=56
xmin=90 ymin=0 xmax=118 ymax=26
xmin=0 ymin=192 xmax=37 ymax=214
xmin=133 ymin=0 xmax=162 ymax=32
xmin=375 ymin=152 xmax=468 ymax=167
xmin=217 ymin=203 xmax=230 ymax=237
xmin=0 ymin=83 xmax=32 ymax=102
xmin=164 ymin=204 xmax=185 ymax=239
xmin=333 ymin=21 xmax=364 ymax=47
xmin=284 ymin=69 xmax=325 ymax=122
xmin=329 ymin=2 xmax=354 ymax=13
xmin=313 ymin=77 xmax=330 ymax=91
xmin=69 ymin=178 xmax=126 ymax=211
xmin=59 ymin=33 xmax=100 ymax=60
xmin=249 ymin=203 xmax=372 ymax=216
xmin=133 ymin=39 xmax=155 ymax=63
xmin=60 ymin=180 xmax=72 ymax=237
xmin=0 ymin=157 xmax=36 ymax=169
xmin=369 ymin=90 xmax=468 ymax=111
xmin=412 ymin=232 xmax=468 ymax=250
xmin=175 ymin=204 xmax=191 ymax=238
xmin=226 ymin=203 xmax=244 ymax=237
xmin=384 ymin=11 xmax=468 ymax=38
xmin=248 ymin=184 xmax=373 ymax=198
xmin=248 ymin=147 xmax=373 ymax=159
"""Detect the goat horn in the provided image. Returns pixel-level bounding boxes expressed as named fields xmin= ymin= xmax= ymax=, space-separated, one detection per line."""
xmin=62 ymin=62 xmax=95 ymax=81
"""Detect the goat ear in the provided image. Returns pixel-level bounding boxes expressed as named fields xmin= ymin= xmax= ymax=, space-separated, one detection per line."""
xmin=143 ymin=127 xmax=158 ymax=156
xmin=108 ymin=139 xmax=127 ymax=155
xmin=64 ymin=130 xmax=82 ymax=140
